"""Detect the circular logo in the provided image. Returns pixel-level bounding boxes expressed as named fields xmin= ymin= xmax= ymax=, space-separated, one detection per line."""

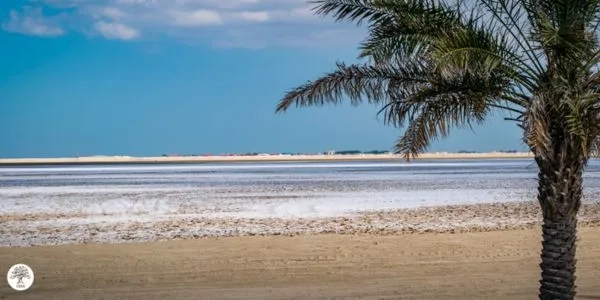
xmin=6 ymin=264 xmax=34 ymax=291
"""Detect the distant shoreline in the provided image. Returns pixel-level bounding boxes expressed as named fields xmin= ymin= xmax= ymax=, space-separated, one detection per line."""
xmin=0 ymin=152 xmax=534 ymax=166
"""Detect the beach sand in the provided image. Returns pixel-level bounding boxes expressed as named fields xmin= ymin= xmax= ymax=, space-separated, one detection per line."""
xmin=2 ymin=202 xmax=600 ymax=299
xmin=2 ymin=227 xmax=600 ymax=300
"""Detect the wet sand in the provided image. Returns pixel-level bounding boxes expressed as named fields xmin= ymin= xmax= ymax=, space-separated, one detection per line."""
xmin=1 ymin=227 xmax=600 ymax=300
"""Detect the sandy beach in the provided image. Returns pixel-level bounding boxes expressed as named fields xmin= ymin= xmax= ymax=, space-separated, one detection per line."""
xmin=3 ymin=158 xmax=600 ymax=299
xmin=3 ymin=201 xmax=600 ymax=299
xmin=1 ymin=226 xmax=600 ymax=300
xmin=0 ymin=152 xmax=534 ymax=165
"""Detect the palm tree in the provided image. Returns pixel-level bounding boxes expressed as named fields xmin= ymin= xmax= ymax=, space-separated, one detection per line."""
xmin=275 ymin=0 xmax=600 ymax=299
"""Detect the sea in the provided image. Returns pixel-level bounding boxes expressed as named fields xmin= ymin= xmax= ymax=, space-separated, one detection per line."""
xmin=2 ymin=158 xmax=600 ymax=219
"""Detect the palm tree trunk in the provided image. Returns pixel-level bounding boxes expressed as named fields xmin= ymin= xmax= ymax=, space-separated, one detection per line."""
xmin=539 ymin=216 xmax=578 ymax=299
xmin=536 ymin=157 xmax=584 ymax=300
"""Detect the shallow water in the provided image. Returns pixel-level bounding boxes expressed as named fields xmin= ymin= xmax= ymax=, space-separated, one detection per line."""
xmin=2 ymin=158 xmax=600 ymax=218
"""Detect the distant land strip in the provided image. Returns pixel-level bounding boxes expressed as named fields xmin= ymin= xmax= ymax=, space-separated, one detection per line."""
xmin=0 ymin=152 xmax=535 ymax=166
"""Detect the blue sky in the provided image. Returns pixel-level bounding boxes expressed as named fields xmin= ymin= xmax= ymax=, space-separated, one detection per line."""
xmin=0 ymin=0 xmax=526 ymax=158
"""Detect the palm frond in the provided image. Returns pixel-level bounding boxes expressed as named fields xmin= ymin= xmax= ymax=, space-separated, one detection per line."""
xmin=275 ymin=61 xmax=430 ymax=113
xmin=523 ymin=93 xmax=552 ymax=157
xmin=524 ymin=0 xmax=600 ymax=70
xmin=391 ymin=88 xmax=491 ymax=159
xmin=377 ymin=61 xmax=514 ymax=158
xmin=358 ymin=19 xmax=430 ymax=63
xmin=354 ymin=0 xmax=461 ymax=62
xmin=310 ymin=0 xmax=399 ymax=25
xmin=478 ymin=0 xmax=546 ymax=75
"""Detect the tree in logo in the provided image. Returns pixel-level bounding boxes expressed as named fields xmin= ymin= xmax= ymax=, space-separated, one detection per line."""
xmin=10 ymin=265 xmax=31 ymax=286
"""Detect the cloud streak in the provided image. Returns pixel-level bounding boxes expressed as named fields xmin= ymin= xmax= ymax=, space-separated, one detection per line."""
xmin=2 ymin=7 xmax=64 ymax=37
xmin=1 ymin=0 xmax=363 ymax=48
xmin=168 ymin=9 xmax=223 ymax=27
xmin=94 ymin=21 xmax=140 ymax=40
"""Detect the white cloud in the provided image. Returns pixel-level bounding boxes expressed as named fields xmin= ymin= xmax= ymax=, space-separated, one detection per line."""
xmin=114 ymin=0 xmax=159 ymax=5
xmin=94 ymin=21 xmax=140 ymax=40
xmin=168 ymin=9 xmax=222 ymax=27
xmin=2 ymin=7 xmax=64 ymax=37
xmin=271 ymin=6 xmax=318 ymax=22
xmin=98 ymin=7 xmax=128 ymax=20
xmin=234 ymin=11 xmax=269 ymax=22
xmin=2 ymin=0 xmax=363 ymax=48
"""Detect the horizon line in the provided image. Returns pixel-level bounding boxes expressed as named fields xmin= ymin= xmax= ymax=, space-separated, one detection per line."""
xmin=0 ymin=151 xmax=536 ymax=166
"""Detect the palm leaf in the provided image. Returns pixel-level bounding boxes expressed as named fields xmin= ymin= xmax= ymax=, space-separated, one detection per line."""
xmin=311 ymin=0 xmax=399 ymax=25
xmin=275 ymin=60 xmax=431 ymax=113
